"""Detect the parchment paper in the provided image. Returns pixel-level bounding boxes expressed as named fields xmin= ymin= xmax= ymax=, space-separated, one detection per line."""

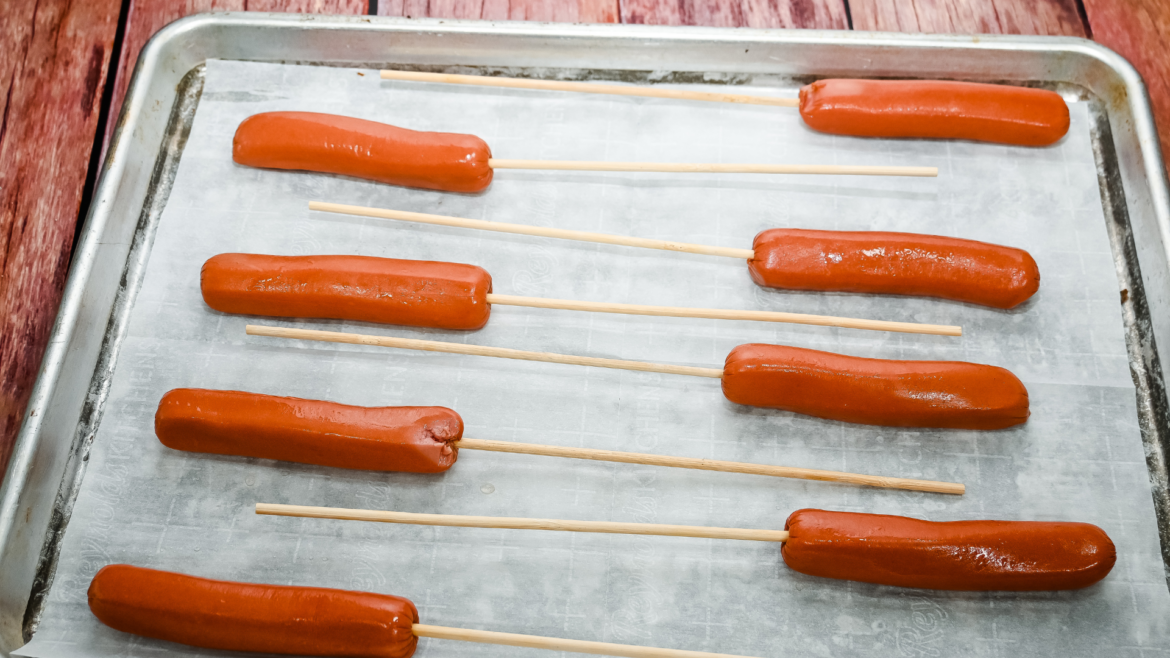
xmin=18 ymin=59 xmax=1170 ymax=657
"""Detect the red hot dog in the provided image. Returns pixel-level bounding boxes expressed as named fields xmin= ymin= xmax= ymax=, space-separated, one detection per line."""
xmin=748 ymin=229 xmax=1040 ymax=309
xmin=201 ymin=253 xmax=493 ymax=331
xmin=799 ymin=79 xmax=1070 ymax=146
xmin=721 ymin=344 xmax=1028 ymax=429
xmin=233 ymin=112 xmax=493 ymax=193
xmin=783 ymin=509 xmax=1116 ymax=590
xmin=89 ymin=564 xmax=419 ymax=656
xmin=155 ymin=389 xmax=462 ymax=473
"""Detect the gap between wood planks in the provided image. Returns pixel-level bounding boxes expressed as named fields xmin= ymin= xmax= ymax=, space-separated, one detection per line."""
xmin=0 ymin=0 xmax=123 ymax=481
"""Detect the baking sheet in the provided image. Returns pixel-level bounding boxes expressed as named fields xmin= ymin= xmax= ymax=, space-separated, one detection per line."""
xmin=17 ymin=59 xmax=1170 ymax=656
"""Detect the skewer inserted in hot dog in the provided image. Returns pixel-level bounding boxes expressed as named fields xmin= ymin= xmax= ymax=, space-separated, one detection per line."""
xmin=233 ymin=112 xmax=936 ymax=193
xmin=380 ymin=70 xmax=1070 ymax=147
xmin=259 ymin=504 xmax=1116 ymax=591
xmin=90 ymin=565 xmax=764 ymax=658
xmin=154 ymin=388 xmax=966 ymax=494
xmin=247 ymin=326 xmax=1030 ymax=430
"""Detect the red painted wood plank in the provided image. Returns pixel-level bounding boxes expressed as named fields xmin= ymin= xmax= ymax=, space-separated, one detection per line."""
xmin=102 ymin=0 xmax=366 ymax=153
xmin=380 ymin=0 xmax=846 ymax=30
xmin=1082 ymin=0 xmax=1170 ymax=167
xmin=0 ymin=0 xmax=122 ymax=476
xmin=619 ymin=0 xmax=847 ymax=28
xmin=378 ymin=0 xmax=618 ymax=24
xmin=849 ymin=0 xmax=1085 ymax=36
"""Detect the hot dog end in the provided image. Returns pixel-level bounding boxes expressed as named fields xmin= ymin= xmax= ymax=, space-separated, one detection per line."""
xmin=155 ymin=389 xmax=463 ymax=473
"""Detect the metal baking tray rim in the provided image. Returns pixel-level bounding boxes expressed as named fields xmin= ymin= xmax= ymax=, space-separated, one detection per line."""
xmin=2 ymin=13 xmax=1169 ymax=653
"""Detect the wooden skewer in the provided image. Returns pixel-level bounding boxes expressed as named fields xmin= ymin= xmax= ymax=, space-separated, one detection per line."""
xmin=256 ymin=503 xmax=791 ymax=542
xmin=381 ymin=69 xmax=801 ymax=109
xmin=487 ymin=159 xmax=937 ymax=178
xmin=248 ymin=325 xmax=726 ymax=378
xmin=412 ymin=624 xmax=761 ymax=658
xmin=485 ymin=293 xmax=961 ymax=337
xmin=310 ymin=202 xmax=755 ymax=259
xmin=457 ymin=438 xmax=964 ymax=495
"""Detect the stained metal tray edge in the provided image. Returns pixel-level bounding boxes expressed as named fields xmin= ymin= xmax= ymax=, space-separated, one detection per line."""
xmin=2 ymin=13 xmax=1168 ymax=653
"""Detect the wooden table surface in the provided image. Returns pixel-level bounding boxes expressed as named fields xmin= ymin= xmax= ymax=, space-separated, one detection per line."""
xmin=0 ymin=0 xmax=1167 ymax=481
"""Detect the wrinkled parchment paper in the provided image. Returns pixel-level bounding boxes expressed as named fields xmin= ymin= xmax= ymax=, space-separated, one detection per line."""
xmin=19 ymin=59 xmax=1170 ymax=658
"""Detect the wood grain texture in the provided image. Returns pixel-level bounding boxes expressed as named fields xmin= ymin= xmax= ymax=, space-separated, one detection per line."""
xmin=102 ymin=0 xmax=366 ymax=152
xmin=619 ymin=0 xmax=848 ymax=28
xmin=849 ymin=0 xmax=1086 ymax=36
xmin=1082 ymin=0 xmax=1170 ymax=166
xmin=378 ymin=0 xmax=618 ymax=23
xmin=0 ymin=0 xmax=121 ymax=476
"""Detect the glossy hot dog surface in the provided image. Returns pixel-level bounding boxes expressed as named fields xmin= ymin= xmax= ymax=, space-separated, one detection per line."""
xmin=156 ymin=389 xmax=462 ymax=473
xmin=748 ymin=229 xmax=1040 ymax=309
xmin=201 ymin=253 xmax=493 ymax=331
xmin=89 ymin=564 xmax=419 ymax=657
xmin=783 ymin=509 xmax=1116 ymax=591
xmin=721 ymin=344 xmax=1028 ymax=429
xmin=233 ymin=112 xmax=493 ymax=193
xmin=799 ymin=79 xmax=1070 ymax=146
